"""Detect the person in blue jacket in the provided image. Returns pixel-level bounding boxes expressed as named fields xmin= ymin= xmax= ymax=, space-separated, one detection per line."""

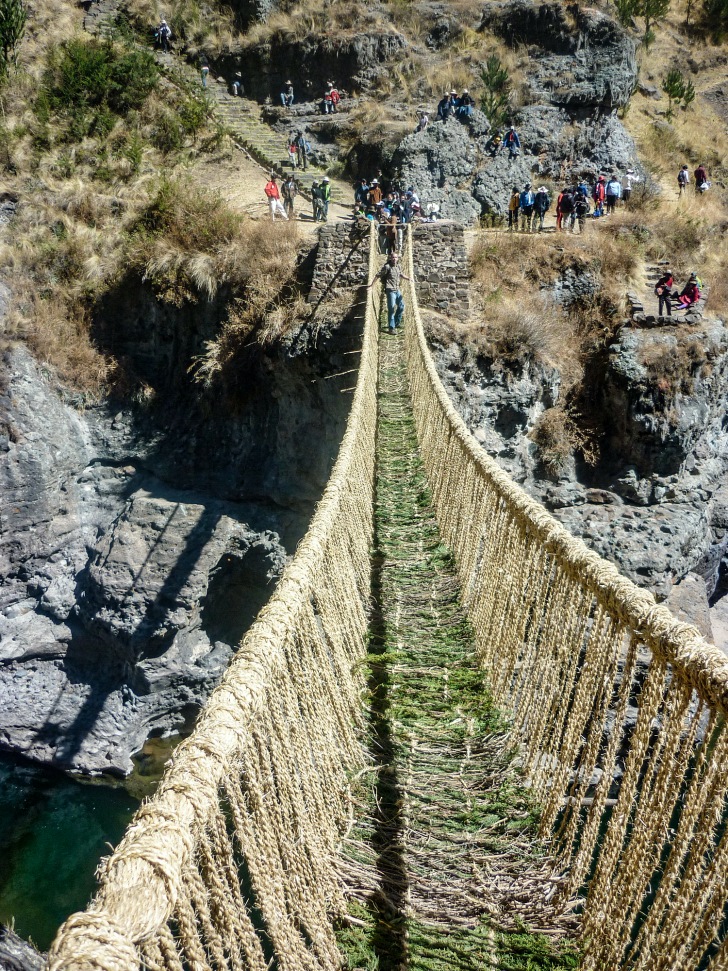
xmin=504 ymin=125 xmax=521 ymax=159
xmin=519 ymin=182 xmax=535 ymax=232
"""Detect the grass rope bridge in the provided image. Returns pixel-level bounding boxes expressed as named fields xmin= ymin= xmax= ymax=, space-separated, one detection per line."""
xmin=48 ymin=226 xmax=728 ymax=971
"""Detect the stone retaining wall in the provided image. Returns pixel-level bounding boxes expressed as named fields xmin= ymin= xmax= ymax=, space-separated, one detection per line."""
xmin=308 ymin=220 xmax=471 ymax=321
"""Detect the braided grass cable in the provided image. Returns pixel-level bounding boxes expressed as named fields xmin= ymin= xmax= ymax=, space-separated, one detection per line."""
xmin=48 ymin=226 xmax=381 ymax=971
xmin=402 ymin=227 xmax=728 ymax=969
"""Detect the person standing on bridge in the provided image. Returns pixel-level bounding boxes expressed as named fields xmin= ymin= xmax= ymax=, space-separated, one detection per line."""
xmin=368 ymin=252 xmax=411 ymax=334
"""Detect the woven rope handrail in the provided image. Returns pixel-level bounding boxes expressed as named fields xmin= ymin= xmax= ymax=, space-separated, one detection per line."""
xmin=401 ymin=227 xmax=728 ymax=971
xmin=47 ymin=224 xmax=381 ymax=971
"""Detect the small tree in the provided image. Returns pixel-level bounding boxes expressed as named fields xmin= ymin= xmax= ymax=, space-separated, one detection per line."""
xmin=641 ymin=0 xmax=671 ymax=43
xmin=479 ymin=55 xmax=511 ymax=130
xmin=662 ymin=68 xmax=695 ymax=118
xmin=0 ymin=0 xmax=26 ymax=80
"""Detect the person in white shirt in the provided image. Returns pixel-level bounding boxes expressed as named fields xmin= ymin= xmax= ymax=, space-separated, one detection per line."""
xmin=622 ymin=168 xmax=639 ymax=205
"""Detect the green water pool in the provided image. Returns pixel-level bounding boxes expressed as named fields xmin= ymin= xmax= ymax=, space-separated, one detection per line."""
xmin=0 ymin=754 xmax=139 ymax=952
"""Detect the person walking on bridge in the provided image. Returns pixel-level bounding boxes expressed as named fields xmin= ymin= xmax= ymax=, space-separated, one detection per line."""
xmin=368 ymin=252 xmax=411 ymax=334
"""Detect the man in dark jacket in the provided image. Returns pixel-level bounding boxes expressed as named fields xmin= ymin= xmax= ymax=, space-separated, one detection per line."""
xmin=533 ymin=186 xmax=550 ymax=231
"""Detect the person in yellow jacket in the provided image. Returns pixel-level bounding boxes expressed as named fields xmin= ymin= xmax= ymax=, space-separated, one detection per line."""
xmin=508 ymin=186 xmax=519 ymax=232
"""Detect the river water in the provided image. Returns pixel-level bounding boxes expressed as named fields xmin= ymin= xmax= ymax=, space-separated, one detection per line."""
xmin=0 ymin=738 xmax=178 ymax=952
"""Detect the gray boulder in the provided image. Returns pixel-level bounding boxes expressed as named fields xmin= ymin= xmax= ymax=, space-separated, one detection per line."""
xmin=479 ymin=0 xmax=638 ymax=110
xmin=393 ymin=117 xmax=483 ymax=224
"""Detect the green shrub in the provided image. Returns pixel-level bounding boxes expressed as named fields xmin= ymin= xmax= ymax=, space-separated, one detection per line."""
xmin=39 ymin=37 xmax=159 ymax=140
xmin=0 ymin=0 xmax=26 ymax=81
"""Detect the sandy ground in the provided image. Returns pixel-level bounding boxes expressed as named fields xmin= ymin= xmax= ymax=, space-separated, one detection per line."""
xmin=190 ymin=146 xmax=355 ymax=235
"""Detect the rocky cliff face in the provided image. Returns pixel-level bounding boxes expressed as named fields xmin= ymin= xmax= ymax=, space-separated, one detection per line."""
xmin=394 ymin=1 xmax=641 ymax=223
xmin=430 ymin=316 xmax=728 ymax=603
xmin=0 ymin=262 xmax=360 ymax=775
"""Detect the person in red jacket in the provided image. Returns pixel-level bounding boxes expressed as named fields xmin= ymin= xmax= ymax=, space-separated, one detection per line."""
xmin=264 ymin=174 xmax=288 ymax=220
xmin=675 ymin=273 xmax=700 ymax=309
xmin=592 ymin=175 xmax=606 ymax=216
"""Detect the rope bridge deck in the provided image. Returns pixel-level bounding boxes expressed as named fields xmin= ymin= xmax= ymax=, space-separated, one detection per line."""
xmin=48 ymin=228 xmax=728 ymax=971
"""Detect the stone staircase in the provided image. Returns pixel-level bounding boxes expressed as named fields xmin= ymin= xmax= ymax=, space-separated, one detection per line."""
xmin=209 ymin=90 xmax=349 ymax=206
xmin=79 ymin=2 xmax=350 ymax=210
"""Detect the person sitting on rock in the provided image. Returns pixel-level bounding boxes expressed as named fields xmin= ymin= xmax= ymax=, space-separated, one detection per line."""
xmin=280 ymin=80 xmax=294 ymax=108
xmin=654 ymin=269 xmax=674 ymax=317
xmin=437 ymin=92 xmax=452 ymax=122
xmin=519 ymin=183 xmax=535 ymax=232
xmin=457 ymin=89 xmax=475 ymax=118
xmin=417 ymin=111 xmax=429 ymax=132
xmin=533 ymin=186 xmax=550 ymax=231
xmin=508 ymin=186 xmax=520 ymax=232
xmin=674 ymin=273 xmax=701 ymax=310
xmin=504 ymin=126 xmax=521 ymax=160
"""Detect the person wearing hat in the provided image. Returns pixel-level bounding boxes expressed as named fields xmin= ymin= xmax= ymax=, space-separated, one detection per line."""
xmin=457 ymin=88 xmax=474 ymax=118
xmin=504 ymin=125 xmax=521 ymax=160
xmin=320 ymin=176 xmax=331 ymax=221
xmin=367 ymin=252 xmax=411 ymax=333
xmin=654 ymin=268 xmax=674 ymax=318
xmin=622 ymin=167 xmax=639 ymax=205
xmin=280 ymin=80 xmax=294 ymax=108
xmin=264 ymin=174 xmax=288 ymax=221
xmin=675 ymin=273 xmax=701 ymax=310
xmin=368 ymin=180 xmax=383 ymax=207
xmin=533 ymin=185 xmax=550 ymax=232
xmin=157 ymin=18 xmax=171 ymax=51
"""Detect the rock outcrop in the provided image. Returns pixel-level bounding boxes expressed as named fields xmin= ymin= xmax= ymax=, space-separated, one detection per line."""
xmin=393 ymin=1 xmax=641 ymax=223
xmin=430 ymin=317 xmax=728 ymax=599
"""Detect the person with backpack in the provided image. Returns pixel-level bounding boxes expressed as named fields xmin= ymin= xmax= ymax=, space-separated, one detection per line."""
xmin=199 ymin=54 xmax=209 ymax=88
xmin=311 ymin=180 xmax=324 ymax=222
xmin=281 ymin=174 xmax=298 ymax=218
xmin=605 ymin=175 xmax=622 ymax=214
xmin=157 ymin=19 xmax=171 ymax=51
xmin=574 ymin=191 xmax=590 ymax=233
xmin=280 ymin=80 xmax=294 ymax=108
xmin=504 ymin=126 xmax=521 ymax=160
xmin=367 ymin=252 xmax=411 ymax=333
xmin=533 ymin=186 xmax=550 ymax=232
xmin=677 ymin=165 xmax=690 ymax=196
xmin=320 ymin=176 xmax=331 ymax=221
xmin=591 ymin=176 xmax=605 ymax=216
xmin=488 ymin=130 xmax=503 ymax=156
xmin=264 ymin=174 xmax=288 ymax=221
xmin=654 ymin=269 xmax=674 ymax=317
xmin=519 ymin=183 xmax=535 ymax=232
xmin=558 ymin=187 xmax=574 ymax=231
xmin=694 ymin=164 xmax=708 ymax=194
xmin=508 ymin=186 xmax=520 ymax=231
